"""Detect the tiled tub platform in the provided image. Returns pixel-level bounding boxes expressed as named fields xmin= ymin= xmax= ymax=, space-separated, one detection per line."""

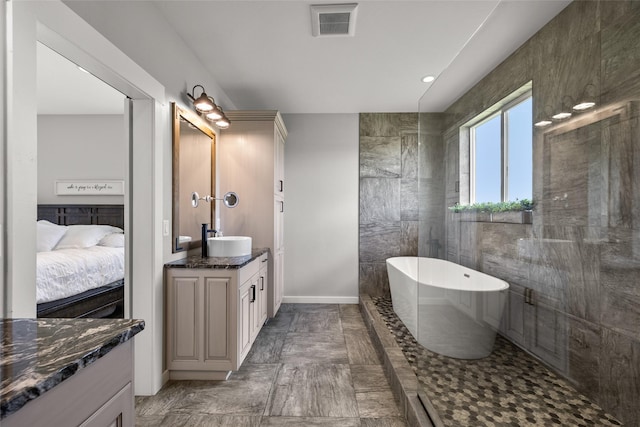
xmin=360 ymin=295 xmax=623 ymax=427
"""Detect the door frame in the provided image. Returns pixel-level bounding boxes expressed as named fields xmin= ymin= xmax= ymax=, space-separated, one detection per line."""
xmin=6 ymin=0 xmax=165 ymax=395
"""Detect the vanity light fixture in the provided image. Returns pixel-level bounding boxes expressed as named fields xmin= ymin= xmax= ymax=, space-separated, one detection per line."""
xmin=188 ymin=85 xmax=216 ymax=113
xmin=204 ymin=99 xmax=223 ymax=121
xmin=185 ymin=84 xmax=231 ymax=128
xmin=215 ymin=108 xmax=231 ymax=129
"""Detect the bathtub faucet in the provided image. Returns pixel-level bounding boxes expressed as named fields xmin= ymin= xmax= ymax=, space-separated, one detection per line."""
xmin=201 ymin=223 xmax=218 ymax=257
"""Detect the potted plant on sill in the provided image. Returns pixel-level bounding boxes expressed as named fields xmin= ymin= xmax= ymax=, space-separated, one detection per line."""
xmin=449 ymin=199 xmax=534 ymax=224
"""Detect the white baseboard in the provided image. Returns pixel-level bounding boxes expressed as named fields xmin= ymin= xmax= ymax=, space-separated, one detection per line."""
xmin=282 ymin=295 xmax=359 ymax=304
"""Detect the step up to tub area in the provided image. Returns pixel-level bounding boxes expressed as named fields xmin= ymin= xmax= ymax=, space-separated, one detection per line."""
xmin=360 ymin=295 xmax=434 ymax=427
xmin=360 ymin=294 xmax=623 ymax=427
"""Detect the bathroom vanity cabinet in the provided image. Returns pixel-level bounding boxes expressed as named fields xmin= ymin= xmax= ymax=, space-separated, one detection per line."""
xmin=164 ymin=251 xmax=268 ymax=380
xmin=220 ymin=111 xmax=287 ymax=317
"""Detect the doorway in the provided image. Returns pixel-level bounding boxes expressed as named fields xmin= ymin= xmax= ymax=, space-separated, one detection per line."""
xmin=6 ymin=0 xmax=166 ymax=395
xmin=36 ymin=41 xmax=129 ymax=318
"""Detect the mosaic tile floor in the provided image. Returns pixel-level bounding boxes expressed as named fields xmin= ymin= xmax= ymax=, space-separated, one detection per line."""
xmin=372 ymin=297 xmax=623 ymax=427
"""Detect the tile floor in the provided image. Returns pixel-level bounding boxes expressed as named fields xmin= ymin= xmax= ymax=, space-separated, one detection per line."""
xmin=135 ymin=304 xmax=408 ymax=427
xmin=372 ymin=297 xmax=623 ymax=427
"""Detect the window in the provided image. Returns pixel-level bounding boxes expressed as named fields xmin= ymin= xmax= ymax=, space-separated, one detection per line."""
xmin=470 ymin=92 xmax=532 ymax=203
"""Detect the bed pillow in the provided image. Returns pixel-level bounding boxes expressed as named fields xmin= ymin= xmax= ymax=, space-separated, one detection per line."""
xmin=54 ymin=224 xmax=123 ymax=250
xmin=36 ymin=220 xmax=68 ymax=252
xmin=98 ymin=232 xmax=125 ymax=248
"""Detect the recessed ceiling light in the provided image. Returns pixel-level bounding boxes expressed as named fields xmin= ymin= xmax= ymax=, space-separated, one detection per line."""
xmin=421 ymin=75 xmax=435 ymax=83
xmin=77 ymin=66 xmax=89 ymax=74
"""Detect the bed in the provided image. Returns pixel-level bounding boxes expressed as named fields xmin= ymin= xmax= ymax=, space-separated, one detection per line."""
xmin=36 ymin=205 xmax=125 ymax=318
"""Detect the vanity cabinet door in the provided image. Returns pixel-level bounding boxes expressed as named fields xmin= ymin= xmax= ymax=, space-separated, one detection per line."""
xmin=204 ymin=277 xmax=231 ymax=362
xmin=251 ymin=274 xmax=262 ymax=342
xmin=238 ymin=278 xmax=254 ymax=363
xmin=166 ymin=274 xmax=202 ymax=369
xmin=274 ymin=129 xmax=285 ymax=196
xmin=167 ymin=270 xmax=234 ymax=373
xmin=259 ymin=254 xmax=269 ymax=326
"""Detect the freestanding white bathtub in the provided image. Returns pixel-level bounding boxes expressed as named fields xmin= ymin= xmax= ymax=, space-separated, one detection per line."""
xmin=386 ymin=257 xmax=509 ymax=359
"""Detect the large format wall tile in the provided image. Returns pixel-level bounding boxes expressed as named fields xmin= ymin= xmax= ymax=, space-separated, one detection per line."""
xmin=400 ymin=179 xmax=418 ymax=221
xmin=400 ymin=221 xmax=418 ymax=256
xmin=601 ymin=5 xmax=640 ymax=103
xmin=599 ymin=328 xmax=640 ymax=425
xmin=360 ymin=137 xmax=401 ymax=178
xmin=360 ymin=178 xmax=401 ymax=223
xmin=401 ymin=135 xmax=418 ymax=180
xmin=532 ymin=33 xmax=600 ymax=122
xmin=436 ymin=2 xmax=640 ymax=424
xmin=605 ymin=103 xmax=640 ymax=229
xmin=359 ymin=223 xmax=402 ymax=262
xmin=568 ymin=316 xmax=601 ymax=400
xmin=359 ymin=262 xmax=390 ymax=298
xmin=360 ymin=113 xmax=417 ymax=137
xmin=359 ymin=114 xmax=419 ymax=297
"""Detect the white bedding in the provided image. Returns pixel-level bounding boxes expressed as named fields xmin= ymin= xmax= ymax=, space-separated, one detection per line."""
xmin=36 ymin=246 xmax=125 ymax=304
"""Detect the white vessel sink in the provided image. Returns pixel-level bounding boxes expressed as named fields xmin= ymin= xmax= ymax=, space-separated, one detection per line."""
xmin=207 ymin=236 xmax=252 ymax=257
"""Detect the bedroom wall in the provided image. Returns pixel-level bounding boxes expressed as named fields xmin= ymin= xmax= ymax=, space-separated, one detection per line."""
xmin=37 ymin=114 xmax=126 ymax=205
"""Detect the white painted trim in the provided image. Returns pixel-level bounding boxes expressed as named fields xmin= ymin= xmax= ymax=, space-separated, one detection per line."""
xmin=1 ymin=0 xmax=7 ymax=317
xmin=7 ymin=1 xmax=165 ymax=395
xmin=282 ymin=296 xmax=359 ymax=305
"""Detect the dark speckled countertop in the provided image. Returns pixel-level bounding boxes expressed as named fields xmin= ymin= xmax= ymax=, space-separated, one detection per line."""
xmin=0 ymin=317 xmax=145 ymax=419
xmin=164 ymin=248 xmax=269 ymax=269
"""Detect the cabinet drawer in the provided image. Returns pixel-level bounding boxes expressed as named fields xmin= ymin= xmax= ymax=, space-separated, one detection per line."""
xmin=238 ymin=259 xmax=259 ymax=284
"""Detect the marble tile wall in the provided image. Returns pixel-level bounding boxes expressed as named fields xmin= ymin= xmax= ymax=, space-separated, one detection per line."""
xmin=417 ymin=114 xmax=446 ymax=259
xmin=438 ymin=2 xmax=640 ymax=425
xmin=359 ymin=113 xmax=419 ymax=298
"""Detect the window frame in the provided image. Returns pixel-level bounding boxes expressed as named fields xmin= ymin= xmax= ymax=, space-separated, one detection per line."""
xmin=469 ymin=90 xmax=532 ymax=203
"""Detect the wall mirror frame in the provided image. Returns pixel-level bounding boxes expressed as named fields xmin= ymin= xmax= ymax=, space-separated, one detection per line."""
xmin=172 ymin=102 xmax=216 ymax=253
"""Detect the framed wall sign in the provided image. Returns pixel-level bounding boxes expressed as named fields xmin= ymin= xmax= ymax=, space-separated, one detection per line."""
xmin=55 ymin=180 xmax=125 ymax=196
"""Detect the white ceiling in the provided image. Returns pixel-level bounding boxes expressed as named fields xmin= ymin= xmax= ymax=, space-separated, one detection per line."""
xmin=155 ymin=0 xmax=571 ymax=113
xmin=38 ymin=1 xmax=571 ymax=115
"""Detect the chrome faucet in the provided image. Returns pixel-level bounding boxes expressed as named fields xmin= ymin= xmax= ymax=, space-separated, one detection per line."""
xmin=201 ymin=223 xmax=218 ymax=257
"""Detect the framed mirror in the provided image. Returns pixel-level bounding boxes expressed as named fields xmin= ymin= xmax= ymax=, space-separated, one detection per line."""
xmin=172 ymin=103 xmax=215 ymax=253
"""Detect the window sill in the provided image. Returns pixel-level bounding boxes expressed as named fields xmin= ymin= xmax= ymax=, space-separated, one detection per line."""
xmin=454 ymin=210 xmax=533 ymax=224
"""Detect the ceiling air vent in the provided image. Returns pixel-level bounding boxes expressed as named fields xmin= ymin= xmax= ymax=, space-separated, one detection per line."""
xmin=311 ymin=3 xmax=359 ymax=37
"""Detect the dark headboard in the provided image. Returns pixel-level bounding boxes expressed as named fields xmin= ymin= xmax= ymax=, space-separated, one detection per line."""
xmin=37 ymin=205 xmax=125 ymax=229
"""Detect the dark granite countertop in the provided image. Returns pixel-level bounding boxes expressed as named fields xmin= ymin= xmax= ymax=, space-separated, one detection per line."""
xmin=0 ymin=317 xmax=145 ymax=419
xmin=164 ymin=248 xmax=269 ymax=269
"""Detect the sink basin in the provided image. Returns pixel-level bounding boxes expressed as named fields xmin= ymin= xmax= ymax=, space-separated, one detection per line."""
xmin=207 ymin=236 xmax=252 ymax=257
